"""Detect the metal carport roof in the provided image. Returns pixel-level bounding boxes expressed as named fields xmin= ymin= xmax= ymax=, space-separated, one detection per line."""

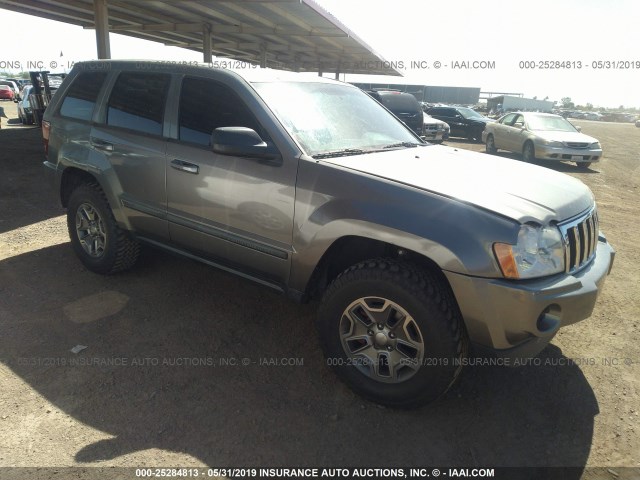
xmin=0 ymin=0 xmax=401 ymax=76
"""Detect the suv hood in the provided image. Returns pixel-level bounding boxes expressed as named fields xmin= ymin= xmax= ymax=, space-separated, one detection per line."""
xmin=322 ymin=145 xmax=593 ymax=224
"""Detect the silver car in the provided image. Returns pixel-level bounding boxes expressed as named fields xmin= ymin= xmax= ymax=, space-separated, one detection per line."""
xmin=422 ymin=113 xmax=449 ymax=143
xmin=483 ymin=112 xmax=602 ymax=169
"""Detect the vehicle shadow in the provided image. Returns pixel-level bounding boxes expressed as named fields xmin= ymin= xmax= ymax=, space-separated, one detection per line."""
xmin=1 ymin=243 xmax=598 ymax=473
xmin=0 ymin=128 xmax=64 ymax=234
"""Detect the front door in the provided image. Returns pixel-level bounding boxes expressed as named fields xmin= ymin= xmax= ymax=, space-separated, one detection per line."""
xmin=166 ymin=76 xmax=296 ymax=287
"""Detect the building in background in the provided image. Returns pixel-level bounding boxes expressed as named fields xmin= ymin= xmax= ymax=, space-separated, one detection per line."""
xmin=486 ymin=95 xmax=554 ymax=113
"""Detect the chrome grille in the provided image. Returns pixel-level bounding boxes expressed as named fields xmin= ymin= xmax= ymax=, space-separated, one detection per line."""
xmin=565 ymin=142 xmax=589 ymax=148
xmin=560 ymin=208 xmax=599 ymax=273
xmin=424 ymin=123 xmax=438 ymax=131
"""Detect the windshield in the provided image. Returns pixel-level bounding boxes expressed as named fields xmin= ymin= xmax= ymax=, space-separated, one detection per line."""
xmin=526 ymin=115 xmax=578 ymax=132
xmin=457 ymin=107 xmax=483 ymax=120
xmin=252 ymin=82 xmax=420 ymax=156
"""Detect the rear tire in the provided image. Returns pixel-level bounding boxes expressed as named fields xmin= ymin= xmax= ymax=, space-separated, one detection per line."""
xmin=67 ymin=183 xmax=140 ymax=274
xmin=317 ymin=259 xmax=467 ymax=408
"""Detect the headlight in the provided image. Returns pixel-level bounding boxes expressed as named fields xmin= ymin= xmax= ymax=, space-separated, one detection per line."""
xmin=540 ymin=139 xmax=563 ymax=147
xmin=589 ymin=142 xmax=601 ymax=149
xmin=493 ymin=224 xmax=564 ymax=279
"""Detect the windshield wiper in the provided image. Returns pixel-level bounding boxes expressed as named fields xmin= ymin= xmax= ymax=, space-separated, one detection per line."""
xmin=382 ymin=141 xmax=422 ymax=149
xmin=312 ymin=148 xmax=366 ymax=159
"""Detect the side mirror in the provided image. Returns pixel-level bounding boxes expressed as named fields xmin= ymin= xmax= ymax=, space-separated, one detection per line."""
xmin=212 ymin=127 xmax=282 ymax=166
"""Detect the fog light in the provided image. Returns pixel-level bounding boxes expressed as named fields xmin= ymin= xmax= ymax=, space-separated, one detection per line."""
xmin=536 ymin=305 xmax=561 ymax=333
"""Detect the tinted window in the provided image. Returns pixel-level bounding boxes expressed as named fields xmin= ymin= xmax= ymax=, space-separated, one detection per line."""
xmin=107 ymin=72 xmax=170 ymax=136
xmin=59 ymin=72 xmax=108 ymax=121
xmin=179 ymin=77 xmax=262 ymax=146
xmin=430 ymin=108 xmax=455 ymax=117
xmin=378 ymin=93 xmax=420 ymax=113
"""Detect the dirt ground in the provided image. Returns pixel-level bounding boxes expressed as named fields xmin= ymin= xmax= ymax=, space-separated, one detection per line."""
xmin=0 ymin=98 xmax=638 ymax=478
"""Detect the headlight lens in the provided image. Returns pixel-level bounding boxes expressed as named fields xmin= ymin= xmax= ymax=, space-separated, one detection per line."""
xmin=494 ymin=224 xmax=565 ymax=279
xmin=541 ymin=139 xmax=563 ymax=147
xmin=589 ymin=142 xmax=601 ymax=149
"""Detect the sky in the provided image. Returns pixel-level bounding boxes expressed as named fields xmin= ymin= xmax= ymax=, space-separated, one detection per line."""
xmin=1 ymin=0 xmax=638 ymax=109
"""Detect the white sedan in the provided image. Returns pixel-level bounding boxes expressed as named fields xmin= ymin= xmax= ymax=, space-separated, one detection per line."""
xmin=482 ymin=112 xmax=602 ymax=169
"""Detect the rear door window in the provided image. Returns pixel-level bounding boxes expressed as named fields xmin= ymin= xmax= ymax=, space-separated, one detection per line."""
xmin=59 ymin=72 xmax=108 ymax=121
xmin=107 ymin=72 xmax=170 ymax=136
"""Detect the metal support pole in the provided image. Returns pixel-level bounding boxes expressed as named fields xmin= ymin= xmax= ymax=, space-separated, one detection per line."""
xmin=94 ymin=0 xmax=111 ymax=59
xmin=203 ymin=24 xmax=212 ymax=63
xmin=260 ymin=45 xmax=267 ymax=68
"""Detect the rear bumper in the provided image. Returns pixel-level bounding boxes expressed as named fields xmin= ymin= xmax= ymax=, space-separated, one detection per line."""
xmin=445 ymin=237 xmax=615 ymax=360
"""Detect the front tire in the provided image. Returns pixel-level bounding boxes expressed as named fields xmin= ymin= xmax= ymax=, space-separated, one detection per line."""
xmin=485 ymin=134 xmax=497 ymax=154
xmin=317 ymin=259 xmax=467 ymax=408
xmin=67 ymin=183 xmax=140 ymax=274
xmin=577 ymin=162 xmax=592 ymax=170
xmin=522 ymin=141 xmax=536 ymax=162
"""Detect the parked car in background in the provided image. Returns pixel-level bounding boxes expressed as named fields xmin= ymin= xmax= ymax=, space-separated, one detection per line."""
xmin=583 ymin=112 xmax=603 ymax=121
xmin=427 ymin=105 xmax=493 ymax=142
xmin=16 ymin=85 xmax=35 ymax=124
xmin=422 ymin=112 xmax=449 ymax=143
xmin=0 ymin=85 xmax=14 ymax=100
xmin=366 ymin=90 xmax=424 ymax=137
xmin=635 ymin=119 xmax=640 ymax=128
xmin=483 ymin=112 xmax=602 ymax=169
xmin=0 ymin=80 xmax=20 ymax=98
xmin=4 ymin=78 xmax=27 ymax=89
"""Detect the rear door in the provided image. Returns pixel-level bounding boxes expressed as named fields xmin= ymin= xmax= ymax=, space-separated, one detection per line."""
xmin=90 ymin=71 xmax=171 ymax=240
xmin=165 ymin=76 xmax=296 ymax=288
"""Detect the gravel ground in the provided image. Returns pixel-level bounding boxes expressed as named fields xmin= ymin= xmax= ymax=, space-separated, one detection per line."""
xmin=0 ymin=99 xmax=638 ymax=479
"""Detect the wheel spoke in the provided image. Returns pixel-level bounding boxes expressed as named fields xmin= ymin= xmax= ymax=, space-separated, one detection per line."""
xmin=75 ymin=203 xmax=106 ymax=258
xmin=339 ymin=296 xmax=425 ymax=384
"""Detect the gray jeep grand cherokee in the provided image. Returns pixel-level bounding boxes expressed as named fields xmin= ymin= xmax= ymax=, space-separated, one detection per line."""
xmin=43 ymin=61 xmax=614 ymax=407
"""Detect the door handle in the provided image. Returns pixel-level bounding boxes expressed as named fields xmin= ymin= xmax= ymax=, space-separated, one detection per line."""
xmin=90 ymin=137 xmax=114 ymax=152
xmin=171 ymin=159 xmax=199 ymax=174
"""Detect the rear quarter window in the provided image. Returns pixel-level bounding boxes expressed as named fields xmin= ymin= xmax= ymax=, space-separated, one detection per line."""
xmin=59 ymin=72 xmax=108 ymax=121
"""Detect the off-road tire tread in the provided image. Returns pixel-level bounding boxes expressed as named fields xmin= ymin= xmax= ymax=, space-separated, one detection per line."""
xmin=317 ymin=258 xmax=468 ymax=408
xmin=68 ymin=183 xmax=140 ymax=274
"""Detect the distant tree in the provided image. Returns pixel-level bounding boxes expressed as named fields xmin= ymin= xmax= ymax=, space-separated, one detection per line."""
xmin=533 ymin=96 xmax=537 ymax=100
xmin=585 ymin=103 xmax=593 ymax=111
xmin=561 ymin=97 xmax=574 ymax=108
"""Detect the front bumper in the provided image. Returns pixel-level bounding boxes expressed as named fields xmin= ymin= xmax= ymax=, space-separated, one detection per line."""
xmin=422 ymin=131 xmax=444 ymax=142
xmin=535 ymin=143 xmax=602 ymax=163
xmin=444 ymin=237 xmax=615 ymax=360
